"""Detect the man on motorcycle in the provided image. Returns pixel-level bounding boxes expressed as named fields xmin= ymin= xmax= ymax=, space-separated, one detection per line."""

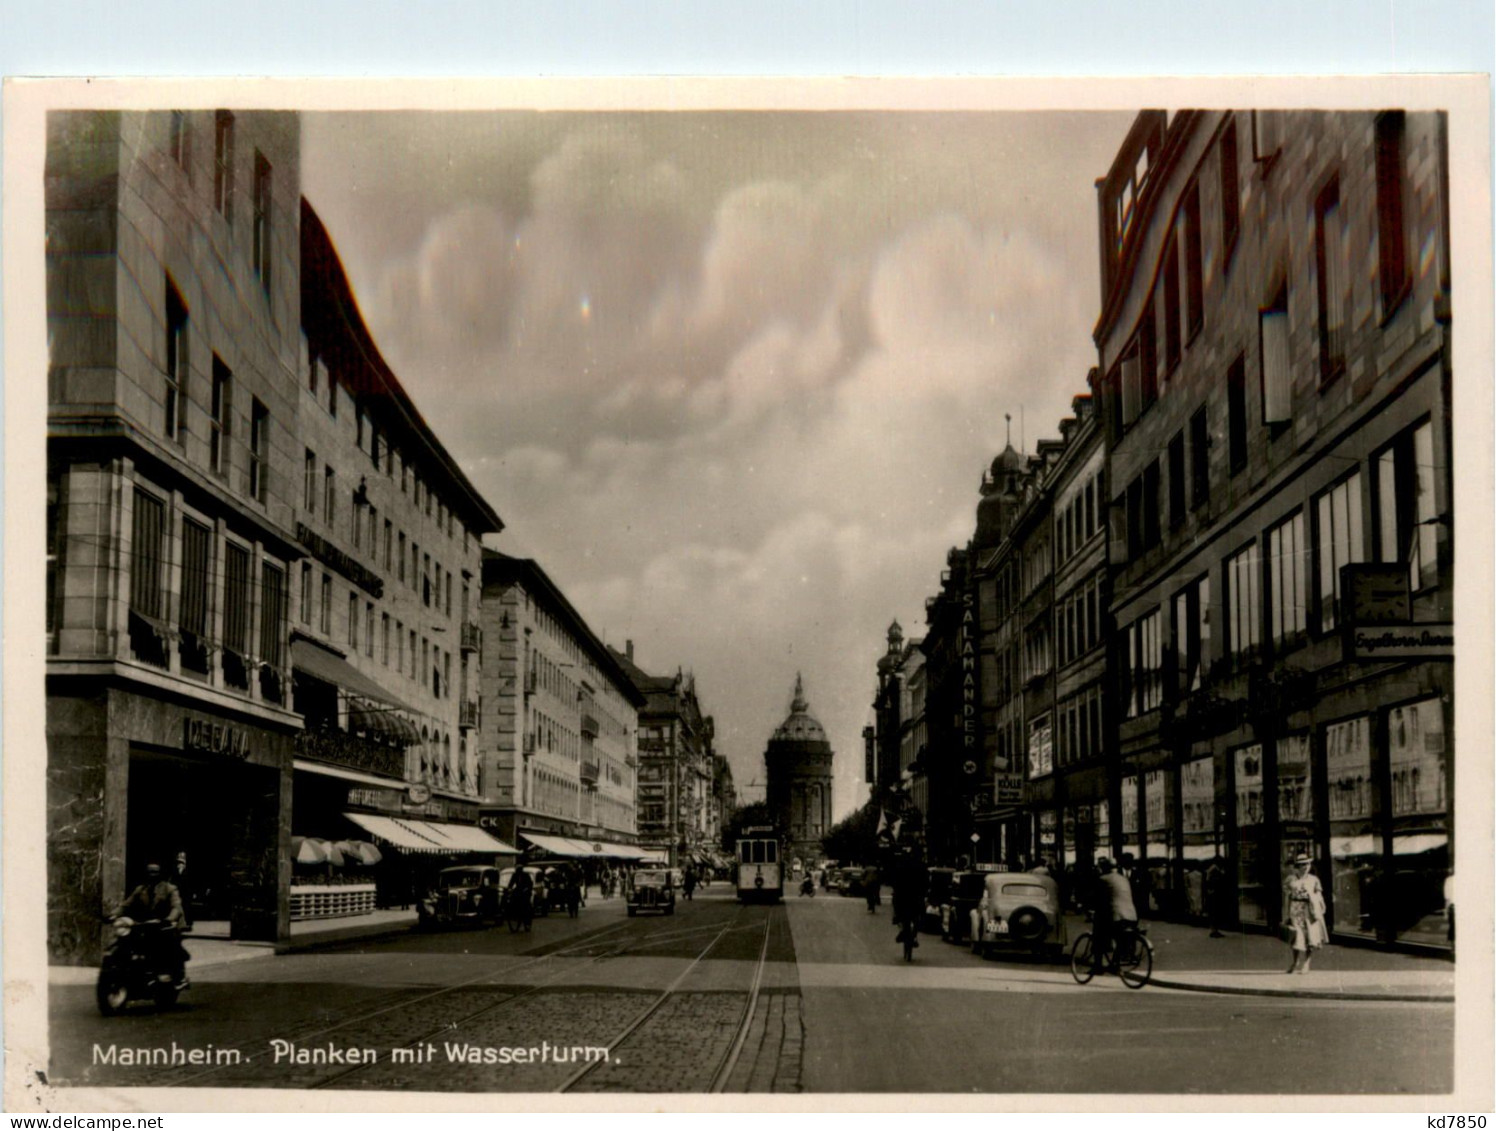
xmin=115 ymin=862 xmax=188 ymax=989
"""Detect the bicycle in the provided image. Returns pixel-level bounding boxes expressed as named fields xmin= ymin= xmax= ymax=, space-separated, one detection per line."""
xmin=1069 ymin=922 xmax=1153 ymax=989
xmin=896 ymin=916 xmax=919 ymax=962
xmin=504 ymin=889 xmax=534 ymax=934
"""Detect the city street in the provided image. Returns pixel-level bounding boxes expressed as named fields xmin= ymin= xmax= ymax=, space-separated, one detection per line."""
xmin=51 ymin=886 xmax=1452 ymax=1095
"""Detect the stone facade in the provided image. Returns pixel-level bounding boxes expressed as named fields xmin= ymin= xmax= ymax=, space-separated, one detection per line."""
xmin=764 ymin=676 xmax=835 ymax=867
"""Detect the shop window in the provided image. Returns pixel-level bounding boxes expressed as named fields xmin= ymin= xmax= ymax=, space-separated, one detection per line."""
xmin=1225 ymin=542 xmax=1261 ymax=658
xmin=1267 ymin=511 xmax=1308 ymax=647
xmin=1314 ymin=471 xmax=1365 ymax=632
xmin=1173 ymin=574 xmax=1210 ymax=693
xmin=1180 ymin=756 xmax=1215 ymax=855
xmin=1387 ymin=698 xmax=1450 ymax=946
xmin=164 ymin=278 xmax=188 ymax=443
xmin=1227 ymin=355 xmax=1247 ymax=474
xmin=1375 ymin=110 xmax=1410 ymax=319
xmin=1234 ymin=743 xmax=1268 ymax=926
xmin=210 ymin=357 xmax=232 ymax=478
xmin=1325 ymin=716 xmax=1376 ymax=938
xmin=1374 ymin=420 xmax=1440 ymax=593
xmin=1277 ymin=735 xmax=1312 ymax=823
xmin=1314 ymin=176 xmax=1346 ymax=385
xmin=213 ymin=110 xmax=234 ymax=219
xmin=1144 ymin=770 xmax=1175 ymax=910
xmin=1120 ymin=773 xmax=1141 ymax=862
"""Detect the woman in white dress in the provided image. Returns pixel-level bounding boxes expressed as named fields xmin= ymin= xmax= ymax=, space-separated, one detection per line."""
xmin=1283 ymin=852 xmax=1328 ymax=973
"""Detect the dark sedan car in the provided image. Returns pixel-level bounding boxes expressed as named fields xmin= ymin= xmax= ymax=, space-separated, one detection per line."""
xmin=923 ymin=867 xmax=958 ymax=933
xmin=939 ymin=870 xmax=987 ymax=944
xmin=627 ymin=868 xmax=677 ymax=916
xmin=418 ymin=865 xmax=503 ymax=929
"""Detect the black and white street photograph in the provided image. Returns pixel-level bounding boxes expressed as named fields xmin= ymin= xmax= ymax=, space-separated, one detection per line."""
xmin=4 ymin=72 xmax=1490 ymax=1112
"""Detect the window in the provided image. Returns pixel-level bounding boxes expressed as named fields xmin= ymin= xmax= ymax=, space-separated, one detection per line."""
xmin=1120 ymin=350 xmax=1140 ymax=428
xmin=384 ymin=519 xmax=393 ymax=571
xmin=1122 ymin=609 xmax=1163 ymax=717
xmin=1163 ymin=233 xmax=1181 ymax=375
xmin=1142 ymin=460 xmax=1161 ymax=551
xmin=1267 ymin=511 xmax=1308 ymax=646
xmin=1314 ymin=176 xmax=1346 ymax=384
xmin=396 ymin=620 xmax=405 ymax=672
xmin=413 ymin=542 xmax=421 ymax=591
xmin=210 ymin=357 xmax=231 ymax=477
xmin=249 ymin=398 xmax=268 ymax=503
xmin=1184 ymin=182 xmax=1204 ymax=339
xmin=352 ymin=493 xmax=362 ymax=549
xmin=1189 ymin=406 xmax=1209 ymax=510
xmin=223 ymin=542 xmax=250 ymax=669
xmin=1225 ymin=543 xmax=1261 ymax=657
xmin=169 ymin=111 xmax=191 ymax=172
xmin=400 ymin=457 xmax=408 ymax=494
xmin=382 ymin=613 xmax=391 ymax=666
xmin=304 ymin=449 xmax=317 ymax=513
xmin=1139 ymin=299 xmax=1157 ymax=403
xmin=320 ymin=573 xmax=332 ymax=635
xmin=1316 ymin=471 xmax=1365 ymax=631
xmin=175 ymin=514 xmax=210 ymax=654
xmin=213 ymin=110 xmax=234 ymax=219
xmin=409 ymin=629 xmax=417 ymax=678
xmin=355 ymin=407 xmax=365 ymax=453
xmin=261 ymin=563 xmax=286 ymax=670
xmin=1227 ymin=355 xmax=1247 ymax=474
xmin=323 ymin=466 xmax=336 ymax=527
xmin=252 ymin=151 xmax=272 ymax=294
xmin=398 ymin=532 xmax=406 ymax=582
xmin=349 ymin=591 xmax=359 ymax=649
xmin=328 ymin=369 xmax=338 ymax=417
xmin=365 ymin=601 xmax=375 ymax=658
xmin=443 ymin=653 xmax=452 ymax=700
xmin=1221 ymin=116 xmax=1241 ymax=261
xmin=1167 ymin=430 xmax=1186 ymax=530
xmin=1375 ymin=110 xmax=1409 ymax=317
xmin=1259 ymin=281 xmax=1291 ymax=424
xmin=422 ymin=638 xmax=430 ymax=688
xmin=1252 ymin=110 xmax=1283 ymax=166
xmin=423 ymin=553 xmax=432 ymax=606
xmin=1173 ymin=575 xmax=1211 ymax=692
xmin=300 ymin=561 xmax=313 ymax=625
xmin=1375 ymin=421 xmax=1439 ymax=592
xmin=308 ymin=350 xmax=320 ymax=395
xmin=164 ymin=279 xmax=188 ymax=442
xmin=370 ymin=425 xmax=381 ymax=470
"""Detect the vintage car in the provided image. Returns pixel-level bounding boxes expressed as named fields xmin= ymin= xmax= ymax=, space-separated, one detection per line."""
xmin=499 ymin=865 xmax=551 ymax=916
xmin=923 ymin=867 xmax=958 ymax=934
xmin=418 ymin=865 xmax=504 ymax=929
xmin=938 ymin=870 xmax=987 ymax=944
xmin=968 ymin=870 xmax=1068 ymax=958
xmin=627 ymin=868 xmax=677 ymax=916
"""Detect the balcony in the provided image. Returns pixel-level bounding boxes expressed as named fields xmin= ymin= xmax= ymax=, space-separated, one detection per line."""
xmin=296 ymin=726 xmax=404 ymax=778
xmin=580 ymin=760 xmax=600 ymax=787
xmin=580 ymin=713 xmax=600 ymax=739
xmin=460 ymin=621 xmax=482 ymax=653
xmin=459 ymin=699 xmax=480 ymax=729
xmin=522 ymin=733 xmax=536 ymax=757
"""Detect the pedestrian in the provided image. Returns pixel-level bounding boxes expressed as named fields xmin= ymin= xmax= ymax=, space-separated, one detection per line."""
xmin=172 ymin=850 xmax=193 ymax=931
xmin=1283 ymin=852 xmax=1327 ymax=973
xmin=862 ymin=864 xmax=882 ymax=912
xmin=683 ymin=868 xmax=697 ymax=901
xmin=1204 ymin=855 xmax=1229 ymax=938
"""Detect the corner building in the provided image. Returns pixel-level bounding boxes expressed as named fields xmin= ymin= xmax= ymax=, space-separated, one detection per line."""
xmin=1095 ymin=110 xmax=1452 ymax=947
xmin=46 ymin=111 xmax=304 ymax=961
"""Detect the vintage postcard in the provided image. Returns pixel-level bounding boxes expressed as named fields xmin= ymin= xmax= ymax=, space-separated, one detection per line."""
xmin=4 ymin=76 xmax=1491 ymax=1113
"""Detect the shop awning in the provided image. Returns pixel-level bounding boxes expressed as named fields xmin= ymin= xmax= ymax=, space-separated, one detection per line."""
xmin=293 ymin=640 xmax=422 ymax=741
xmin=521 ymin=832 xmax=593 ymax=858
xmin=636 ymin=850 xmax=669 ymax=864
xmin=344 ymin=812 xmax=518 ymax=855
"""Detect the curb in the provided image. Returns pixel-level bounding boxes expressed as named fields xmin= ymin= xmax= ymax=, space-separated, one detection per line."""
xmin=1144 ymin=975 xmax=1453 ymax=1003
xmin=278 ymin=920 xmax=418 ymax=954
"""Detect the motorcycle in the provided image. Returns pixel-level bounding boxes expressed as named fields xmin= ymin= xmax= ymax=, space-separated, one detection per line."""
xmin=96 ymin=917 xmax=187 ymax=1016
xmin=799 ymin=875 xmax=816 ymax=898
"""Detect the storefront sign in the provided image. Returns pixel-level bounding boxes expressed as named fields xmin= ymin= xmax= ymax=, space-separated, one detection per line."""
xmin=406 ymin=783 xmax=432 ymax=805
xmin=184 ymin=718 xmax=250 ymax=759
xmin=959 ymin=589 xmax=980 ymax=752
xmin=347 ymin=786 xmax=402 ymax=813
xmin=1028 ymin=715 xmax=1052 ymax=780
xmin=993 ymin=775 xmax=1025 ymax=806
xmin=1346 ymin=623 xmax=1453 ymax=661
xmin=297 ymin=522 xmax=384 ymax=598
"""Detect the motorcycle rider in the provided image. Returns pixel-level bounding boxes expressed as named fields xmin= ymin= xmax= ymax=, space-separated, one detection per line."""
xmin=114 ymin=862 xmax=189 ymax=990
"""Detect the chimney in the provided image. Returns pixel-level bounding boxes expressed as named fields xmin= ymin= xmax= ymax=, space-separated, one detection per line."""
xmin=626 ymin=639 xmax=634 ymax=661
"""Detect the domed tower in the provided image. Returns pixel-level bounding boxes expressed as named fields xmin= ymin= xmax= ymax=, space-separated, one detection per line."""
xmin=764 ymin=673 xmax=835 ymax=867
xmin=975 ymin=441 xmax=1026 ymax=548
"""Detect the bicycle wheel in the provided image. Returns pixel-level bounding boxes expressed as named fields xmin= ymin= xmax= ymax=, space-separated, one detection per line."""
xmin=1069 ymin=932 xmax=1097 ymax=984
xmin=1119 ymin=935 xmax=1153 ymax=989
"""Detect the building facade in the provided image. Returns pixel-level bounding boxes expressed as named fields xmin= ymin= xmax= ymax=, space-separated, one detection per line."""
xmin=291 ymin=201 xmax=505 ymax=908
xmin=920 ymin=547 xmax=980 ymax=864
xmin=610 ymin=644 xmax=717 ymax=867
xmin=764 ymin=676 xmax=836 ymax=867
xmin=477 ymin=552 xmax=643 ymax=857
xmin=46 ymin=110 xmax=305 ymax=961
xmin=1095 ymin=109 xmax=1452 ymax=946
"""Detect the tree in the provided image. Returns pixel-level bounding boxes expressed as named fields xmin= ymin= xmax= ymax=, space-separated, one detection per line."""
xmin=821 ymin=802 xmax=880 ymax=865
xmin=721 ymin=801 xmax=773 ymax=851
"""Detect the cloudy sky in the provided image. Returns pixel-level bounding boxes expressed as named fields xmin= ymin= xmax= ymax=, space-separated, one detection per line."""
xmin=301 ymin=109 xmax=1133 ymax=820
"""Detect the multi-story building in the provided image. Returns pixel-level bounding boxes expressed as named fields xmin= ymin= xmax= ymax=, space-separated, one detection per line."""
xmin=290 ymin=201 xmax=507 ymax=908
xmin=477 ymin=552 xmax=643 ymax=859
xmin=710 ymin=754 xmax=738 ymax=851
xmin=46 ymin=110 xmax=304 ymax=961
xmin=869 ymin=620 xmax=908 ymax=801
xmin=920 ymin=546 xmax=979 ymax=863
xmin=610 ymin=643 xmax=717 ymax=868
xmin=1095 ymin=109 xmax=1452 ymax=947
xmin=764 ymin=676 xmax=836 ymax=867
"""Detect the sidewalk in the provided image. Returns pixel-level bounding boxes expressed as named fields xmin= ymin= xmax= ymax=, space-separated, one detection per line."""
xmin=1062 ymin=913 xmax=1455 ymax=1001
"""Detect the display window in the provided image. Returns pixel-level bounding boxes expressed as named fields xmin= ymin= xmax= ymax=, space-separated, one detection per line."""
xmin=1387 ymin=698 xmax=1450 ymax=947
xmin=1325 ymin=715 xmax=1377 ymax=939
xmin=1120 ymin=773 xmax=1141 ymax=863
xmin=1180 ymin=757 xmax=1215 ymax=918
xmin=1144 ymin=768 xmax=1176 ymax=913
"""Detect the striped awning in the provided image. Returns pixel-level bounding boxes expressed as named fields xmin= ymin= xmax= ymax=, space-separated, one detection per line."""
xmin=345 ymin=812 xmax=517 ymax=855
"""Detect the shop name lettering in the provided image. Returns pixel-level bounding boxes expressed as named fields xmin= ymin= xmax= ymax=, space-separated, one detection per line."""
xmin=959 ymin=591 xmax=978 ymax=749
xmin=1353 ymin=626 xmax=1453 ymax=653
xmin=183 ymin=719 xmax=250 ymax=759
xmin=296 ymin=523 xmax=384 ymax=598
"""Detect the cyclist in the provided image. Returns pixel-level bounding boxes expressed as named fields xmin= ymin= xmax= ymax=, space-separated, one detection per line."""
xmin=505 ymin=866 xmax=535 ymax=932
xmin=1089 ymin=857 xmax=1137 ymax=973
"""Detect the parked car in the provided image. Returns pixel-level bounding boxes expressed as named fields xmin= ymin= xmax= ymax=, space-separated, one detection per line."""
xmin=923 ymin=867 xmax=958 ymax=934
xmin=838 ymin=866 xmax=865 ymax=897
xmin=500 ymin=865 xmax=551 ymax=915
xmin=939 ymin=870 xmax=987 ymax=944
xmin=418 ymin=865 xmax=504 ymax=929
xmin=627 ymin=868 xmax=677 ymax=916
xmin=969 ymin=870 xmax=1067 ymax=958
xmin=823 ymin=867 xmax=843 ymax=892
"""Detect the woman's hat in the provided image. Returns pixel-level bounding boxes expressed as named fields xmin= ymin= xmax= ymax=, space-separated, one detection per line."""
xmin=1292 ymin=853 xmax=1313 ymax=865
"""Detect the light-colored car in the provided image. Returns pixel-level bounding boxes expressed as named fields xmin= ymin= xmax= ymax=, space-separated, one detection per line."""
xmin=969 ymin=870 xmax=1067 ymax=958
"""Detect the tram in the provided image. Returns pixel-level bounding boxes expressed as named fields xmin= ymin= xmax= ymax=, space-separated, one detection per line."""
xmin=735 ymin=826 xmax=783 ymax=903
